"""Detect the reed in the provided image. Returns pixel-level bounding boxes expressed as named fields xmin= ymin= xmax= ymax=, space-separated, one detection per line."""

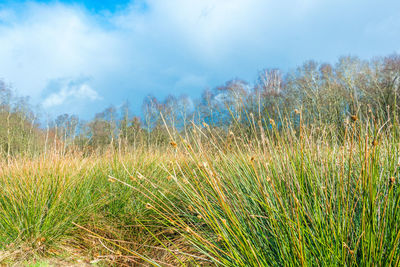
xmin=1 ymin=114 xmax=400 ymax=266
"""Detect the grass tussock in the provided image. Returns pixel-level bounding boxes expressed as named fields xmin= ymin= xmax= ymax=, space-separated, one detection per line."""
xmin=1 ymin=115 xmax=400 ymax=266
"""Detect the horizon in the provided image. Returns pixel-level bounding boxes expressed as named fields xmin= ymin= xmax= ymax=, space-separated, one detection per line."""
xmin=1 ymin=0 xmax=400 ymax=120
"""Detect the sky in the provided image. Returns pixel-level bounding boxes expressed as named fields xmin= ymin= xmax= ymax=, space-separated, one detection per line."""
xmin=0 ymin=0 xmax=399 ymax=120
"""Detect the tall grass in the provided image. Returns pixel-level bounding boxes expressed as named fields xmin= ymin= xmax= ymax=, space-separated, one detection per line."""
xmin=0 ymin=149 xmax=181 ymax=265
xmin=137 ymin=115 xmax=400 ymax=266
xmin=1 ymin=113 xmax=400 ymax=266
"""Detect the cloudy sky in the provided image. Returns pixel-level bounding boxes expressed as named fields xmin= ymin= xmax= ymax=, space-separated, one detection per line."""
xmin=0 ymin=0 xmax=399 ymax=119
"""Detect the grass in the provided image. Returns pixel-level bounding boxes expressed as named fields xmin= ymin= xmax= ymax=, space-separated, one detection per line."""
xmin=1 ymin=115 xmax=400 ymax=266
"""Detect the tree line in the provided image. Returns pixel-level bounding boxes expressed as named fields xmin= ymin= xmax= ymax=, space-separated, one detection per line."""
xmin=1 ymin=54 xmax=399 ymax=156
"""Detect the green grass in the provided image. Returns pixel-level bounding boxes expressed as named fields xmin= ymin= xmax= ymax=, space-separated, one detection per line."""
xmin=137 ymin=118 xmax=400 ymax=266
xmin=1 ymin=116 xmax=400 ymax=266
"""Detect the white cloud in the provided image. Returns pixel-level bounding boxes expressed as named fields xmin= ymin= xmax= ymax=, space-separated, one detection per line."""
xmin=115 ymin=0 xmax=319 ymax=63
xmin=0 ymin=0 xmax=399 ymax=118
xmin=0 ymin=2 xmax=123 ymax=102
xmin=43 ymin=81 xmax=101 ymax=108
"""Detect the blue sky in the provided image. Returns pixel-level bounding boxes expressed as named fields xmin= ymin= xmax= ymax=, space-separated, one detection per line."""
xmin=0 ymin=0 xmax=399 ymax=120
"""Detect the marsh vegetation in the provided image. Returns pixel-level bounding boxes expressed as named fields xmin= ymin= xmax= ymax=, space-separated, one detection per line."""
xmin=1 ymin=55 xmax=400 ymax=266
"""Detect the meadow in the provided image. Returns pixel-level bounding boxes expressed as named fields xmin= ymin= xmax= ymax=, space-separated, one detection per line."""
xmin=1 ymin=55 xmax=400 ymax=266
xmin=1 ymin=113 xmax=400 ymax=266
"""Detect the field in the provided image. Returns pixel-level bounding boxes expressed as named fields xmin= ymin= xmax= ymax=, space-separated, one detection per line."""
xmin=2 ymin=0 xmax=400 ymax=265
xmin=1 ymin=114 xmax=400 ymax=266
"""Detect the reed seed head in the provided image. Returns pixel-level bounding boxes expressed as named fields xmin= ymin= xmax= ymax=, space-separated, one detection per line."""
xmin=372 ymin=139 xmax=378 ymax=146
xmin=269 ymin=118 xmax=275 ymax=126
